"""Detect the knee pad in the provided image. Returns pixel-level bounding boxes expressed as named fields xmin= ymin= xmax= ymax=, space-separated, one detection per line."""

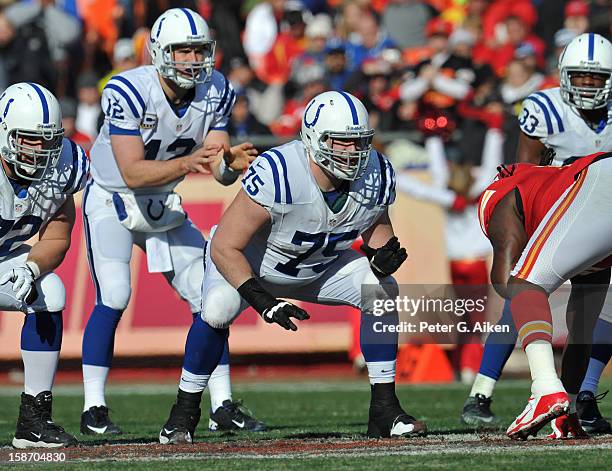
xmin=34 ymin=273 xmax=66 ymax=313
xmin=202 ymin=283 xmax=242 ymax=328
xmin=103 ymin=284 xmax=131 ymax=311
xmin=360 ymin=270 xmax=400 ymax=315
xmin=98 ymin=263 xmax=132 ymax=310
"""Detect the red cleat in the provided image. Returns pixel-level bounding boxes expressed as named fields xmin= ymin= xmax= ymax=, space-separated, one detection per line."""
xmin=507 ymin=392 xmax=570 ymax=440
xmin=548 ymin=413 xmax=590 ymax=439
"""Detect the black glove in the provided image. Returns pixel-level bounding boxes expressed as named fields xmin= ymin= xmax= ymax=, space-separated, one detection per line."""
xmin=262 ymin=301 xmax=310 ymax=331
xmin=237 ymin=278 xmax=310 ymax=331
xmin=360 ymin=236 xmax=407 ymax=278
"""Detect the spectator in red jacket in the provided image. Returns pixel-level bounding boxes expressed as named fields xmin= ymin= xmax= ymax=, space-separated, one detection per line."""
xmin=258 ymin=6 xmax=308 ymax=85
xmin=486 ymin=15 xmax=546 ymax=77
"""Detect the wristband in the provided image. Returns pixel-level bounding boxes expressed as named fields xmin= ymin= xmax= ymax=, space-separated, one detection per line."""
xmin=237 ymin=277 xmax=277 ymax=315
xmin=219 ymin=154 xmax=240 ymax=184
xmin=25 ymin=260 xmax=41 ymax=279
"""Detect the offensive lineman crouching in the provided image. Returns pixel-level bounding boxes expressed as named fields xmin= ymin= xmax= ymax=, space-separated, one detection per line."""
xmin=0 ymin=83 xmax=89 ymax=448
xmin=159 ymin=91 xmax=426 ymax=442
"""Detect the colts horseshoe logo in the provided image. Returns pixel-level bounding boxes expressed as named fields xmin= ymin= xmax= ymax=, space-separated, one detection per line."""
xmin=147 ymin=199 xmax=165 ymax=221
xmin=303 ymin=101 xmax=325 ymax=129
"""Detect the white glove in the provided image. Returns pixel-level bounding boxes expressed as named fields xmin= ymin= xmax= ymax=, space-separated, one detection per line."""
xmin=0 ymin=262 xmax=39 ymax=302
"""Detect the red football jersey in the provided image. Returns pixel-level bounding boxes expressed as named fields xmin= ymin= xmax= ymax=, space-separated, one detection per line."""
xmin=478 ymin=152 xmax=609 ymax=238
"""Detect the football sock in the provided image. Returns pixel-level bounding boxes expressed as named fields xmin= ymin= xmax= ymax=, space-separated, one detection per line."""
xmin=179 ymin=369 xmax=209 ymax=395
xmin=208 ymin=342 xmax=231 ymax=412
xmin=366 ymin=360 xmax=396 ymax=385
xmin=82 ymin=304 xmax=122 ymax=367
xmin=580 ymin=318 xmax=612 ymax=394
xmin=82 ymin=305 xmax=122 ymax=410
xmin=477 ymin=299 xmax=517 ymax=382
xmin=21 ymin=311 xmax=62 ymax=396
xmin=360 ymin=311 xmax=398 ymax=385
xmin=181 ymin=314 xmax=227 ymax=393
xmin=83 ymin=365 xmax=109 ymax=410
xmin=525 ymin=341 xmax=564 ymax=395
xmin=469 ymin=373 xmax=497 ymax=398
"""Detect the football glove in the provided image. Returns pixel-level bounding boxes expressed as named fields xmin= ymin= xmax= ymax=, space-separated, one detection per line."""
xmin=361 ymin=236 xmax=407 ymax=278
xmin=0 ymin=263 xmax=38 ymax=303
xmin=237 ymin=277 xmax=310 ymax=331
xmin=262 ymin=301 xmax=310 ymax=331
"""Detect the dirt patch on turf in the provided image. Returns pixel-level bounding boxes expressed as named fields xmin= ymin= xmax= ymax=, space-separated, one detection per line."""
xmin=2 ymin=435 xmax=612 ymax=463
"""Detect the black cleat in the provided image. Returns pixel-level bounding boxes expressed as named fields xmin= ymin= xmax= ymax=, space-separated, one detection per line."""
xmin=12 ymin=391 xmax=78 ymax=449
xmin=461 ymin=394 xmax=500 ymax=428
xmin=367 ymin=383 xmax=427 ymax=438
xmin=159 ymin=404 xmax=201 ymax=444
xmin=80 ymin=406 xmax=122 ymax=435
xmin=576 ymin=390 xmax=612 ymax=434
xmin=209 ymin=400 xmax=267 ymax=432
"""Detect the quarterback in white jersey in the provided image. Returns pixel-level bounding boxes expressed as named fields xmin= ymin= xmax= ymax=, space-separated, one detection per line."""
xmin=159 ymin=91 xmax=426 ymax=444
xmin=0 ymin=83 xmax=88 ymax=448
xmin=80 ymin=8 xmax=262 ymax=437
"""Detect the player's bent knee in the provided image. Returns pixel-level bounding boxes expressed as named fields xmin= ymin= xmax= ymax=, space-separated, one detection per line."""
xmin=36 ymin=273 xmax=66 ymax=312
xmin=102 ymin=284 xmax=132 ymax=311
xmin=360 ymin=272 xmax=399 ymax=314
xmin=202 ymin=284 xmax=242 ymax=328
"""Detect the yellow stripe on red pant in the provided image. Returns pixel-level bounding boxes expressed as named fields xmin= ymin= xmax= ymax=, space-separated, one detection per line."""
xmin=518 ymin=320 xmax=553 ymax=344
xmin=516 ymin=170 xmax=588 ymax=280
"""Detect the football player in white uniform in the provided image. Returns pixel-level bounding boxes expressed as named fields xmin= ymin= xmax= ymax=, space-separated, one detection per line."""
xmin=462 ymin=33 xmax=612 ymax=434
xmin=158 ymin=91 xmax=425 ymax=444
xmin=0 ymin=83 xmax=88 ymax=448
xmin=80 ymin=8 xmax=263 ymax=435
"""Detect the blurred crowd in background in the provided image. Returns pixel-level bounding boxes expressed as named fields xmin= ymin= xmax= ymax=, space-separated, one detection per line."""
xmin=0 ymin=0 xmax=608 ymax=166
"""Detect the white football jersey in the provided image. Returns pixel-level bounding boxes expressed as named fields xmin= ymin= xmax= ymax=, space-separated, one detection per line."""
xmin=519 ymin=87 xmax=612 ymax=166
xmin=0 ymin=138 xmax=89 ymax=259
xmin=241 ymin=140 xmax=395 ymax=285
xmin=90 ymin=65 xmax=235 ymax=193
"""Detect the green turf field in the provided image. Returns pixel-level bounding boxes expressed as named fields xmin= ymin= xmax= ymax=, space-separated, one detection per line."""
xmin=0 ymin=379 xmax=611 ymax=469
